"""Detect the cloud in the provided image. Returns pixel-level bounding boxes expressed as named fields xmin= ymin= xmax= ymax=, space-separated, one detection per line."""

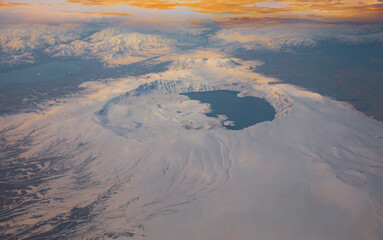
xmin=0 ymin=1 xmax=30 ymax=7
xmin=61 ymin=10 xmax=132 ymax=17
xmin=65 ymin=0 xmax=383 ymax=22
xmin=0 ymin=3 xmax=134 ymax=25
xmin=2 ymin=0 xmax=382 ymax=23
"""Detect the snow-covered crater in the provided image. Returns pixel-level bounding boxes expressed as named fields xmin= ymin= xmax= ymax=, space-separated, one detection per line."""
xmin=95 ymin=79 xmax=293 ymax=140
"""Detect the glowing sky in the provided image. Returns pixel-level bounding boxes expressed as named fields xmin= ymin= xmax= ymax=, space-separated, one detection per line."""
xmin=1 ymin=0 xmax=383 ymax=22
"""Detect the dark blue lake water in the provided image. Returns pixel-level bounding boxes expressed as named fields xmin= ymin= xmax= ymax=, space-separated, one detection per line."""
xmin=182 ymin=90 xmax=275 ymax=130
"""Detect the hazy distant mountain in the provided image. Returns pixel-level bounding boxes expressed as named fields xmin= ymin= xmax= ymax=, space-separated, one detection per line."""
xmin=47 ymin=28 xmax=179 ymax=67
xmin=0 ymin=24 xmax=81 ymax=66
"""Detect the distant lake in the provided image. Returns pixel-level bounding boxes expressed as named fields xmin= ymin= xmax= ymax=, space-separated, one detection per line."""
xmin=0 ymin=62 xmax=81 ymax=88
xmin=182 ymin=90 xmax=275 ymax=130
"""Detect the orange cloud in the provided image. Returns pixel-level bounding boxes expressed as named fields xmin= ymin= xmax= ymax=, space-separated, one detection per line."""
xmin=61 ymin=10 xmax=132 ymax=16
xmin=0 ymin=3 xmax=133 ymax=24
xmin=213 ymin=16 xmax=293 ymax=28
xmin=0 ymin=1 xmax=30 ymax=7
xmin=67 ymin=0 xmax=180 ymax=10
xmin=2 ymin=0 xmax=383 ymax=22
xmin=65 ymin=0 xmax=383 ymax=22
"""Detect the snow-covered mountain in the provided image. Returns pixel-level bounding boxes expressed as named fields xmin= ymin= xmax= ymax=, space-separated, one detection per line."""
xmin=1 ymin=20 xmax=383 ymax=240
xmin=48 ymin=28 xmax=178 ymax=67
xmin=1 ymin=22 xmax=382 ymax=67
xmin=1 ymin=53 xmax=382 ymax=239
xmin=214 ymin=23 xmax=383 ymax=51
xmin=0 ymin=24 xmax=81 ymax=66
xmin=0 ymin=24 xmax=201 ymax=67
xmin=46 ymin=25 xmax=208 ymax=67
